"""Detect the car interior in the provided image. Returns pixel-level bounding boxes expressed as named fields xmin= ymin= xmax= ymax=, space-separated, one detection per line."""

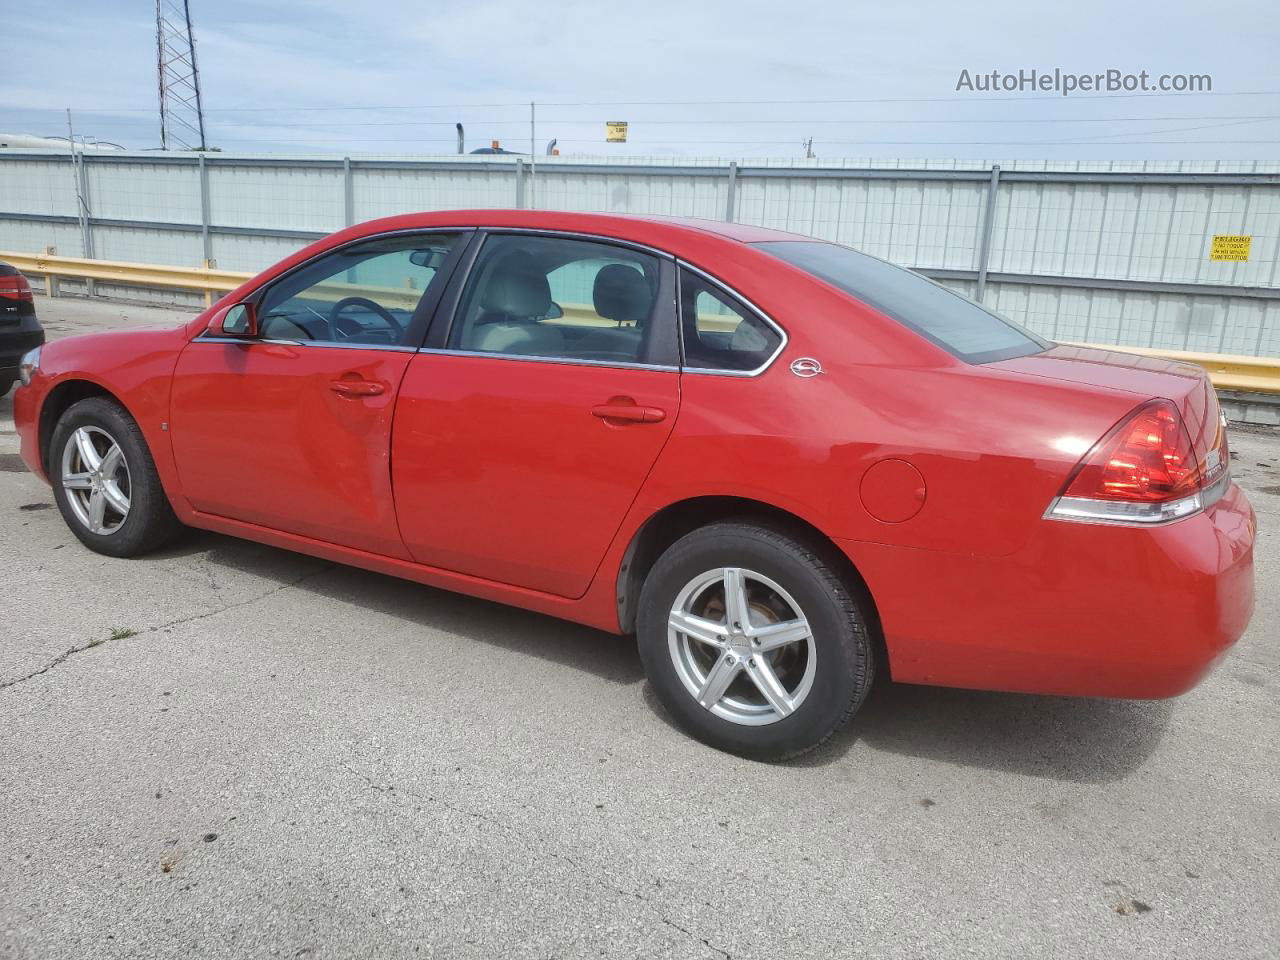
xmin=256 ymin=240 xmax=456 ymax=345
xmin=451 ymin=239 xmax=661 ymax=364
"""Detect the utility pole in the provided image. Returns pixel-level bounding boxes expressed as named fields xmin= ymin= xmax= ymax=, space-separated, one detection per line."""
xmin=529 ymin=101 xmax=537 ymax=209
xmin=803 ymin=137 xmax=815 ymax=159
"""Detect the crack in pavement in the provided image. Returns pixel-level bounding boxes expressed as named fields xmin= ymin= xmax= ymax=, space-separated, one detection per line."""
xmin=0 ymin=564 xmax=335 ymax=693
xmin=338 ymin=760 xmax=732 ymax=959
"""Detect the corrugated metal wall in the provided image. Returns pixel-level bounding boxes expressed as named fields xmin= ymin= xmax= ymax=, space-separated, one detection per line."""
xmin=1 ymin=151 xmax=1277 ymax=355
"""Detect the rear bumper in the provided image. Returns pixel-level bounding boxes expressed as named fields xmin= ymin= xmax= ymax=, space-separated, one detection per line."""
xmin=0 ymin=327 xmax=44 ymax=379
xmin=842 ymin=482 xmax=1256 ymax=699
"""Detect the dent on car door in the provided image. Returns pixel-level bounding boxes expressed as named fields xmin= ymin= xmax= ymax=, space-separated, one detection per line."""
xmin=170 ymin=231 xmax=467 ymax=557
xmin=392 ymin=231 xmax=682 ymax=598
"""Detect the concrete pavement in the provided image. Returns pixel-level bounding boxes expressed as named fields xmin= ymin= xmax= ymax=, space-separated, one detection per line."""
xmin=1 ymin=296 xmax=1277 ymax=959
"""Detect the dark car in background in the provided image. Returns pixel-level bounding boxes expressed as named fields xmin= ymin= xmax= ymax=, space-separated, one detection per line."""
xmin=0 ymin=261 xmax=45 ymax=397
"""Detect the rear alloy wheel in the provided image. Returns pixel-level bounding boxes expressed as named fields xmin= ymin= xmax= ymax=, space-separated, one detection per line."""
xmin=50 ymin=397 xmax=184 ymax=557
xmin=668 ymin=567 xmax=817 ymax=725
xmin=638 ymin=521 xmax=874 ymax=761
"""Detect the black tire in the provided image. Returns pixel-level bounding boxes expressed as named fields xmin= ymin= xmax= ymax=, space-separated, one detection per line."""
xmin=637 ymin=520 xmax=875 ymax=761
xmin=0 ymin=379 xmax=13 ymax=399
xmin=49 ymin=397 xmax=184 ymax=557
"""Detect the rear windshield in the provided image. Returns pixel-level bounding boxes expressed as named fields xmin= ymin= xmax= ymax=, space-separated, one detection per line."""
xmin=753 ymin=240 xmax=1049 ymax=364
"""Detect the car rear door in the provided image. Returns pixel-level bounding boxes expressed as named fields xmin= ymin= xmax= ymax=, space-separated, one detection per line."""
xmin=169 ymin=231 xmax=467 ymax=558
xmin=391 ymin=231 xmax=681 ymax=598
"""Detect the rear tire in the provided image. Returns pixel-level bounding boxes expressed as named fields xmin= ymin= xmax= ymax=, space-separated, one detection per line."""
xmin=637 ymin=520 xmax=874 ymax=761
xmin=50 ymin=397 xmax=184 ymax=557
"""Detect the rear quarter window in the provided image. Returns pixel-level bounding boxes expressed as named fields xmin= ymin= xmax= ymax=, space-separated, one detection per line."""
xmin=753 ymin=240 xmax=1048 ymax=364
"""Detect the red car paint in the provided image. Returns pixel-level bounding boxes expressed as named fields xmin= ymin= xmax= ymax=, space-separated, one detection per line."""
xmin=14 ymin=210 xmax=1255 ymax=699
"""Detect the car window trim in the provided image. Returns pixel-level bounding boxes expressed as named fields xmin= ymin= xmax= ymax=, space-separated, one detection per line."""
xmin=415 ymin=347 xmax=679 ymax=373
xmin=423 ymin=228 xmax=681 ymax=370
xmin=675 ymin=260 xmax=788 ymax=377
xmin=190 ymin=335 xmax=420 ymax=352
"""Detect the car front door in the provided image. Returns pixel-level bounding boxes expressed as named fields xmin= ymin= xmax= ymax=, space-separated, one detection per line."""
xmin=170 ymin=231 xmax=466 ymax=558
xmin=391 ymin=231 xmax=681 ymax=598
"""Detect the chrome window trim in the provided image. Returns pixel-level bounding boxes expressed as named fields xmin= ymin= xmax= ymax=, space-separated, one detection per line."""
xmin=416 ymin=346 xmax=678 ymax=373
xmin=191 ymin=335 xmax=418 ymax=353
xmin=676 ymin=259 xmax=788 ymax=378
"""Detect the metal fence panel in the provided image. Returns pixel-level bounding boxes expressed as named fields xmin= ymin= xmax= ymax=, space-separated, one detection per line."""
xmin=1 ymin=150 xmax=1277 ymax=356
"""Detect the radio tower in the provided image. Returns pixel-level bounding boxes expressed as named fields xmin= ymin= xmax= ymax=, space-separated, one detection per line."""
xmin=155 ymin=0 xmax=207 ymax=150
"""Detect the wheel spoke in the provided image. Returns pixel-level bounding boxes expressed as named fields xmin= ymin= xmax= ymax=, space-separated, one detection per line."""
xmin=669 ymin=611 xmax=729 ymax=648
xmin=751 ymin=618 xmax=811 ymax=652
xmin=73 ymin=428 xmax=102 ymax=471
xmin=721 ymin=568 xmax=751 ymax=633
xmin=99 ymin=444 xmax=124 ymax=479
xmin=747 ymin=655 xmax=796 ymax=717
xmin=696 ymin=652 xmax=742 ymax=709
xmin=87 ymin=490 xmax=107 ymax=533
xmin=100 ymin=479 xmax=130 ymax=516
xmin=62 ymin=471 xmax=94 ymax=490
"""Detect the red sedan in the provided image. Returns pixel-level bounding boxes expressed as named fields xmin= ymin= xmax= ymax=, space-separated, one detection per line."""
xmin=13 ymin=211 xmax=1256 ymax=759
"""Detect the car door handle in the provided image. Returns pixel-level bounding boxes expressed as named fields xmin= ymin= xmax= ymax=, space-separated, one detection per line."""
xmin=591 ymin=402 xmax=666 ymax=424
xmin=329 ymin=379 xmax=385 ymax=397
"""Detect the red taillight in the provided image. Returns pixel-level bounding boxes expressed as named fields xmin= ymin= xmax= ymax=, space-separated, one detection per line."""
xmin=0 ymin=273 xmax=33 ymax=301
xmin=1063 ymin=399 xmax=1202 ymax=503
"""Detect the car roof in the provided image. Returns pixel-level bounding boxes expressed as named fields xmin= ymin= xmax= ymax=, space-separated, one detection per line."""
xmin=624 ymin=214 xmax=814 ymax=244
xmin=346 ymin=209 xmax=818 ymax=248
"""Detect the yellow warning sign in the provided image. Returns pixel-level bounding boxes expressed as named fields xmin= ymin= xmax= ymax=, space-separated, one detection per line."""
xmin=605 ymin=121 xmax=628 ymax=143
xmin=1210 ymin=234 xmax=1252 ymax=262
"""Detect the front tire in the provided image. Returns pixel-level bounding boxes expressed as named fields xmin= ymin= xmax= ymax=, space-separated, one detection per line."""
xmin=50 ymin=397 xmax=184 ymax=557
xmin=637 ymin=520 xmax=874 ymax=761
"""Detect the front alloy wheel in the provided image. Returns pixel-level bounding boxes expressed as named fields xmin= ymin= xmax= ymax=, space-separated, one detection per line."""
xmin=61 ymin=425 xmax=132 ymax=535
xmin=49 ymin=397 xmax=183 ymax=557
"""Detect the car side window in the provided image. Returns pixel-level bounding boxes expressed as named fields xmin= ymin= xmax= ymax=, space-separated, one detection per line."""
xmin=679 ymin=269 xmax=781 ymax=372
xmin=449 ymin=234 xmax=667 ymax=365
xmin=257 ymin=233 xmax=460 ymax=345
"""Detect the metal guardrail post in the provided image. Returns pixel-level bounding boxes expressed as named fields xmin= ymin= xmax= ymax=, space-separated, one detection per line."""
xmin=343 ymin=157 xmax=354 ymax=227
xmin=975 ymin=163 xmax=1001 ymax=304
xmin=515 ymin=159 xmax=526 ymax=209
xmin=42 ymin=246 xmax=58 ymax=297
xmin=198 ymin=154 xmax=213 ymax=262
xmin=725 ymin=161 xmax=738 ymax=222
xmin=201 ymin=257 xmax=218 ymax=308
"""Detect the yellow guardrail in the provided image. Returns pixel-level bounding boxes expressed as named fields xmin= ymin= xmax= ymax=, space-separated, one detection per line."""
xmin=3 ymin=250 xmax=1278 ymax=395
xmin=1 ymin=249 xmax=251 ymax=306
xmin=1063 ymin=342 xmax=1280 ymax=396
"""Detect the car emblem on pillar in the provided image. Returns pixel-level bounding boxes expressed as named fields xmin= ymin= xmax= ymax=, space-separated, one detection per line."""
xmin=790 ymin=357 xmax=823 ymax=378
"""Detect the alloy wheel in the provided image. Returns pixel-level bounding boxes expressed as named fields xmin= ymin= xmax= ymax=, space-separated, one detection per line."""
xmin=61 ymin=425 xmax=131 ymax=535
xmin=667 ymin=567 xmax=817 ymax=726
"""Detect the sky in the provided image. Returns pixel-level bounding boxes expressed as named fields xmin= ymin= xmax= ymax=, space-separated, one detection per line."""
xmin=2 ymin=0 xmax=1279 ymax=160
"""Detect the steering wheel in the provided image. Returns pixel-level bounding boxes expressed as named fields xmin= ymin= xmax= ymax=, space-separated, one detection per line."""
xmin=328 ymin=297 xmax=403 ymax=341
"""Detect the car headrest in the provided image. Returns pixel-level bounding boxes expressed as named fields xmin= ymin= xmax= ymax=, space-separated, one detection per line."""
xmin=593 ymin=263 xmax=652 ymax=324
xmin=480 ymin=252 xmax=552 ymax=319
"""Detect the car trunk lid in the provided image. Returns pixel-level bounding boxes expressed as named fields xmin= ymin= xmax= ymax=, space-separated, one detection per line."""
xmin=990 ymin=343 xmax=1222 ymax=464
